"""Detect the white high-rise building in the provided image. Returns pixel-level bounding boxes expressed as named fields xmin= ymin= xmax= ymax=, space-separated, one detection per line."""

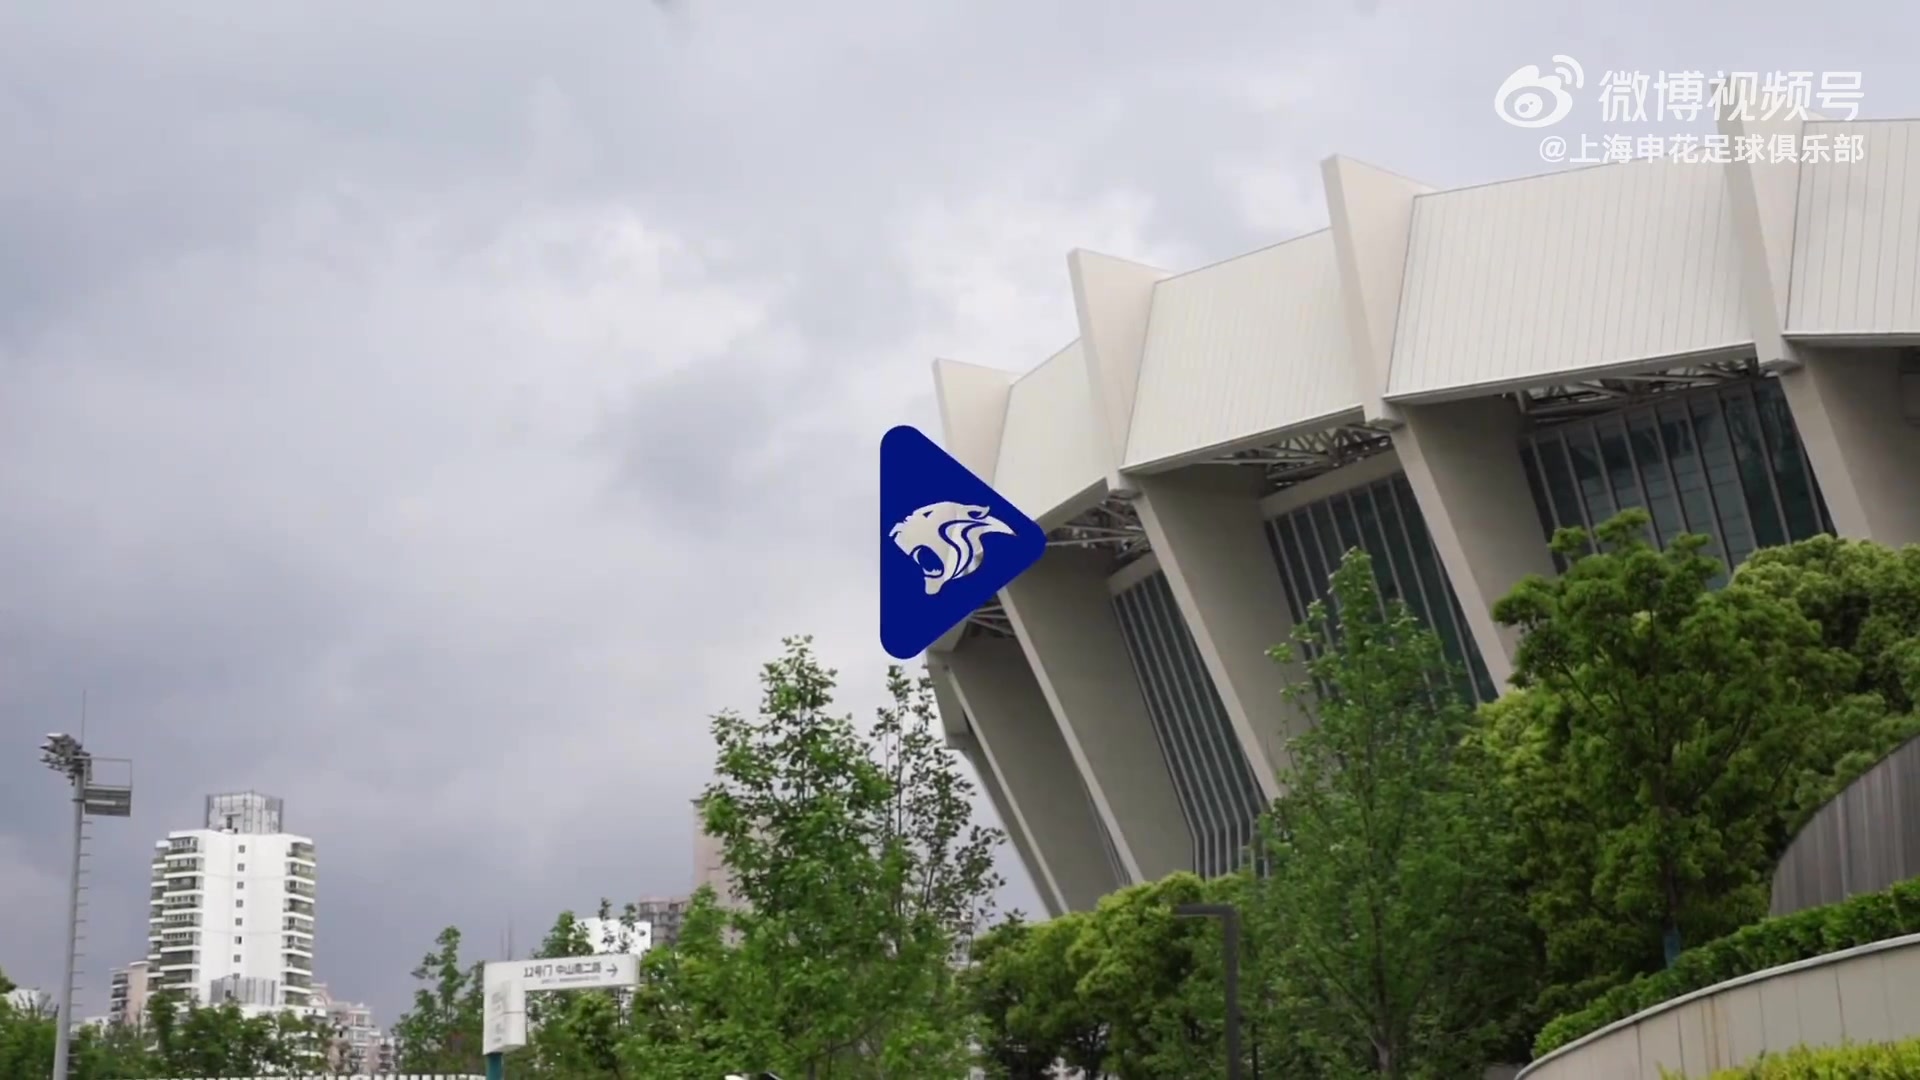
xmin=146 ymin=792 xmax=316 ymax=1013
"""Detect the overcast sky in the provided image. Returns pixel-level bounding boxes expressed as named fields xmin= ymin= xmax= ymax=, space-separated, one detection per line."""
xmin=1 ymin=0 xmax=1912 ymax=1024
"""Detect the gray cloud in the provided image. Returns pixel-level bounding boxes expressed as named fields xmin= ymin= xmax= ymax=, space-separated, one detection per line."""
xmin=3 ymin=0 xmax=1916 ymax=1025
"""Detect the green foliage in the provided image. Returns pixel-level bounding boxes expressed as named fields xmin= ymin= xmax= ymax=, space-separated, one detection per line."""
xmin=1734 ymin=535 xmax=1920 ymax=823
xmin=516 ymin=902 xmax=647 ymax=1079
xmin=1070 ymin=873 xmax=1239 ymax=1080
xmin=965 ymin=912 xmax=1109 ymax=1078
xmin=0 ymin=984 xmax=328 ymax=1079
xmin=1736 ymin=534 xmax=1920 ymax=715
xmin=1487 ymin=510 xmax=1862 ymax=1011
xmin=1687 ymin=1035 xmax=1920 ymax=1078
xmin=392 ymin=924 xmax=486 ymax=1073
xmin=1535 ymin=875 xmax=1920 ymax=1057
xmin=622 ymin=635 xmax=1004 ymax=1078
xmin=1255 ymin=548 xmax=1537 ymax=1078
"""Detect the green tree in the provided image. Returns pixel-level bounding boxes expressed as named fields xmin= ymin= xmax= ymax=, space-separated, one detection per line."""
xmin=1736 ymin=534 xmax=1920 ymax=715
xmin=965 ymin=913 xmax=1107 ymax=1079
xmin=1253 ymin=548 xmax=1535 ymax=1078
xmin=623 ymin=890 xmax=767 ymax=1077
xmin=627 ymin=636 xmax=1003 ymax=1078
xmin=69 ymin=1016 xmax=162 ymax=1080
xmin=1487 ymin=510 xmax=1860 ymax=1011
xmin=0 ymin=972 xmax=55 ymax=1080
xmin=1070 ymin=873 xmax=1239 ymax=1080
xmin=519 ymin=902 xmax=646 ymax=1079
xmin=393 ymin=925 xmax=486 ymax=1073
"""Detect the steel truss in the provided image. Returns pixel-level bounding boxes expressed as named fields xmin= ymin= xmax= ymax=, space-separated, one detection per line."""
xmin=959 ymin=496 xmax=1151 ymax=637
xmin=1192 ymin=359 xmax=1762 ymax=496
xmin=1202 ymin=423 xmax=1396 ymax=495
xmin=1515 ymin=358 xmax=1759 ymax=423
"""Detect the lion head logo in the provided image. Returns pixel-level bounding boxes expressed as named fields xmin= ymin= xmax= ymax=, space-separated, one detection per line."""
xmin=889 ymin=501 xmax=1016 ymax=596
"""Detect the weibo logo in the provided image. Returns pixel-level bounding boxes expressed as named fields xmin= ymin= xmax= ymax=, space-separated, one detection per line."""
xmin=888 ymin=501 xmax=1015 ymax=595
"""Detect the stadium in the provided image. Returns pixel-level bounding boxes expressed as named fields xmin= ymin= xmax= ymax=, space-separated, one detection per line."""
xmin=923 ymin=112 xmax=1920 ymax=916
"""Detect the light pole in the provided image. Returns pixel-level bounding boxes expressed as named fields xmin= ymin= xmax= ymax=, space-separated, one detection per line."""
xmin=1174 ymin=902 xmax=1243 ymax=1080
xmin=40 ymin=733 xmax=133 ymax=1080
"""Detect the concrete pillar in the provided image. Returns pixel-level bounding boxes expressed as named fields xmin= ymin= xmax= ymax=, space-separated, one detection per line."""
xmin=1777 ymin=351 xmax=1920 ymax=546
xmin=1131 ymin=467 xmax=1305 ymax=798
xmin=957 ymin=731 xmax=1062 ymax=918
xmin=1068 ymin=249 xmax=1169 ymax=488
xmin=1001 ymin=546 xmax=1192 ymax=883
xmin=1391 ymin=396 xmax=1559 ymax=690
xmin=929 ymin=659 xmax=1065 ymax=918
xmin=1322 ymin=153 xmax=1553 ymax=689
xmin=1718 ymin=111 xmax=1920 ymax=548
xmin=1322 ymin=155 xmax=1433 ymax=427
xmin=934 ymin=640 xmax=1122 ymax=913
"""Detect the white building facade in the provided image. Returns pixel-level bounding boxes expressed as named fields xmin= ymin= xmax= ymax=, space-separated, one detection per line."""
xmin=928 ymin=113 xmax=1920 ymax=917
xmin=147 ymin=792 xmax=317 ymax=1011
xmin=108 ymin=960 xmax=152 ymax=1025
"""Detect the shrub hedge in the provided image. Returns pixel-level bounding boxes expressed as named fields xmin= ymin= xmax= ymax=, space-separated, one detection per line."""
xmin=1684 ymin=1036 xmax=1920 ymax=1078
xmin=1534 ymin=876 xmax=1920 ymax=1057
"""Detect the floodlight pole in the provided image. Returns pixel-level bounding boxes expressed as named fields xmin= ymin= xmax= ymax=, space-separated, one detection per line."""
xmin=1174 ymin=903 xmax=1242 ymax=1080
xmin=45 ymin=739 xmax=89 ymax=1080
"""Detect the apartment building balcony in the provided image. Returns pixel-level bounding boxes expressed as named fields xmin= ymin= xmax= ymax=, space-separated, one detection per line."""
xmin=163 ymin=876 xmax=202 ymax=893
xmin=285 ymin=879 xmax=315 ymax=898
xmin=289 ymin=841 xmax=316 ymax=862
xmin=282 ymin=915 xmax=314 ymax=934
xmin=283 ymin=934 xmax=313 ymax=954
xmin=161 ymin=895 xmax=199 ymax=910
xmin=163 ymin=857 xmax=203 ymax=874
xmin=157 ymin=951 xmax=199 ymax=971
xmin=283 ymin=952 xmax=312 ymax=973
xmin=285 ymin=861 xmax=316 ymax=880
xmin=284 ymin=898 xmax=314 ymax=917
xmin=167 ymin=837 xmax=200 ymax=853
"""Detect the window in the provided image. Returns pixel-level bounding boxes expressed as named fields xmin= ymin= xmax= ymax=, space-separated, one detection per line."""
xmin=235 ymin=918 xmax=243 ymax=927
xmin=235 ymin=936 xmax=242 ymax=945
xmin=235 ymin=900 xmax=243 ymax=908
xmin=237 ymin=863 xmax=245 ymax=871
xmin=1517 ymin=378 xmax=1831 ymax=576
xmin=1111 ymin=570 xmax=1267 ymax=878
xmin=239 ymin=845 xmax=246 ymax=853
xmin=233 ymin=954 xmax=241 ymax=963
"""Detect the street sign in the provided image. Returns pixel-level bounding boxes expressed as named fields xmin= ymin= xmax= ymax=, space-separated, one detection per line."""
xmin=516 ymin=953 xmax=639 ymax=991
xmin=482 ymin=953 xmax=639 ymax=1056
xmin=482 ymin=964 xmax=526 ymax=1056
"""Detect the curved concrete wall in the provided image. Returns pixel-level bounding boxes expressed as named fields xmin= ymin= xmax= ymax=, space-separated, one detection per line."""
xmin=1771 ymin=733 xmax=1920 ymax=917
xmin=1517 ymin=933 xmax=1920 ymax=1079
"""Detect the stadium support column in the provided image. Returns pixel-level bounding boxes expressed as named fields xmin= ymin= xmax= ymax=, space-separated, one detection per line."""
xmin=1002 ymin=547 xmax=1192 ymax=883
xmin=930 ymin=646 xmax=1120 ymax=914
xmin=1324 ymin=153 xmax=1555 ymax=690
xmin=1776 ymin=354 xmax=1920 ymax=546
xmin=1131 ymin=467 xmax=1300 ymax=798
xmin=1720 ymin=110 xmax=1920 ymax=548
xmin=1390 ymin=398 xmax=1556 ymax=690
